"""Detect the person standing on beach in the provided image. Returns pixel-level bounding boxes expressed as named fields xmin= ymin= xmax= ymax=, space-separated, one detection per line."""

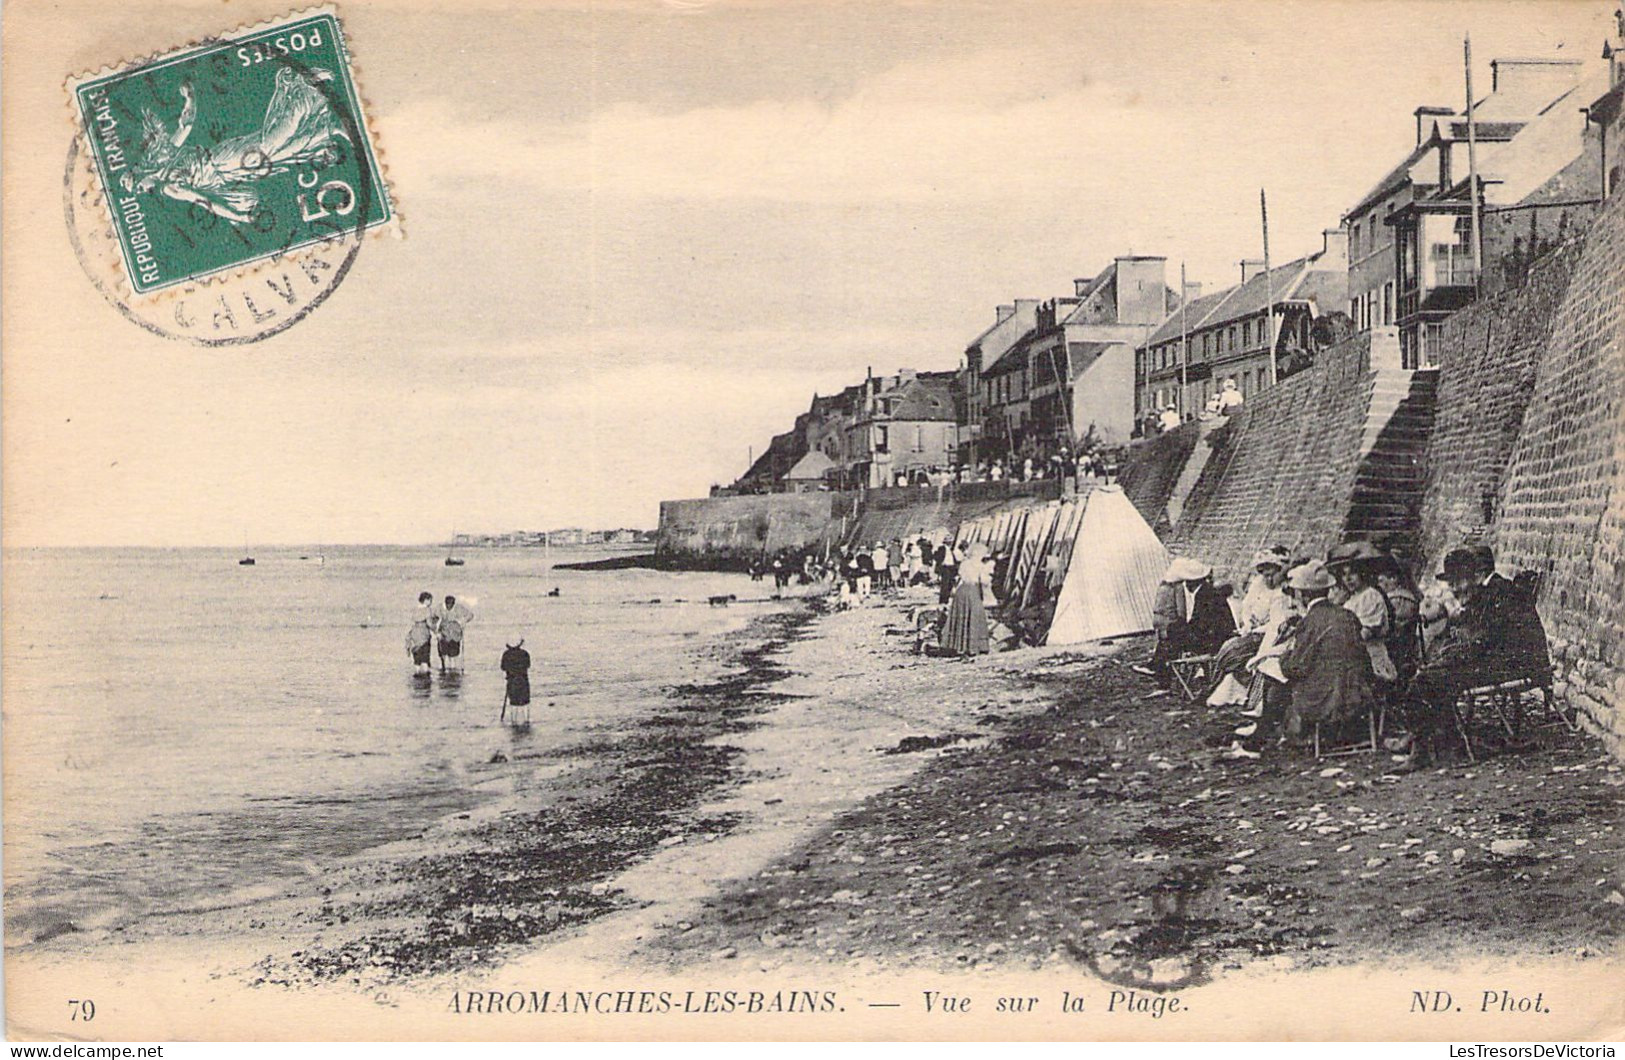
xmin=937 ymin=540 xmax=960 ymax=606
xmin=406 ymin=592 xmax=435 ymax=674
xmin=500 ymin=635 xmax=531 ymax=723
xmin=434 ymin=594 xmax=474 ymax=672
xmin=940 ymin=541 xmax=994 ymax=656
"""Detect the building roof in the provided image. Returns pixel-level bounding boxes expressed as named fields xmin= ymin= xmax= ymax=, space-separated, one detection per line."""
xmin=1443 ymin=119 xmax=1528 ymax=141
xmin=877 ymin=374 xmax=957 ymax=421
xmin=785 ymin=450 xmax=835 ymax=480
xmin=1342 ymin=143 xmax=1432 ymax=222
xmin=1142 ymin=258 xmax=1313 ymax=348
xmin=1588 ymin=79 xmax=1624 ymax=127
xmin=1066 ymin=340 xmax=1119 ymax=375
xmin=1068 ymin=262 xmax=1116 ymax=313
xmin=984 ymin=325 xmax=1039 ymax=375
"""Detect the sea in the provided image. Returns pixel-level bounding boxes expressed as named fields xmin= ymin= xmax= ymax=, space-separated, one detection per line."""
xmin=1 ymin=545 xmax=773 ymax=949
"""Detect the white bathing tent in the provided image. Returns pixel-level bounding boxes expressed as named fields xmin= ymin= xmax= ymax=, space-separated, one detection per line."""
xmin=1045 ymin=484 xmax=1169 ymax=646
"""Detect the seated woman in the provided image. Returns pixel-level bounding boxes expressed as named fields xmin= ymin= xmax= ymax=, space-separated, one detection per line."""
xmin=1208 ymin=546 xmax=1292 ymax=706
xmin=1372 ymin=552 xmax=1423 ymax=686
xmin=1326 ymin=541 xmax=1398 ymax=689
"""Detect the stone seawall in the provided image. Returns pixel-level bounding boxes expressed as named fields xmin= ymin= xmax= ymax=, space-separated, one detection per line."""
xmin=1416 ymin=240 xmax=1587 ymax=566
xmin=655 ymin=493 xmax=858 ymax=568
xmin=1490 ymin=188 xmax=1625 ymax=751
xmin=656 ymin=481 xmax=1065 ymax=568
xmin=1164 ymin=336 xmax=1375 ymax=590
xmin=1118 ymin=421 xmax=1201 ymax=534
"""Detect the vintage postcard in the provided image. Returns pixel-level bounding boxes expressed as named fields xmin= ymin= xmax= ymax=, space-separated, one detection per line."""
xmin=4 ymin=0 xmax=1622 ymax=1044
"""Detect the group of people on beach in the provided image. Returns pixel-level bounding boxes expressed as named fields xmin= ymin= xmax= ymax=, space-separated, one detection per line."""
xmin=405 ymin=593 xmax=476 ymax=674
xmin=405 ymin=591 xmax=535 ymax=723
xmin=1138 ymin=539 xmax=1551 ymax=771
xmin=813 ymin=534 xmax=1003 ymax=657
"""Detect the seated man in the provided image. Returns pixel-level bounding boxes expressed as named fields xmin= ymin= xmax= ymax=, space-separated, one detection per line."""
xmin=1234 ymin=560 xmax=1374 ymax=754
xmin=1395 ymin=546 xmax=1553 ymax=770
xmin=1279 ymin=560 xmax=1377 ymax=741
xmin=1135 ymin=556 xmax=1236 ymax=688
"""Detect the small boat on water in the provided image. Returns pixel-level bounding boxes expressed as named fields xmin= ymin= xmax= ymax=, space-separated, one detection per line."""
xmin=238 ymin=557 xmax=256 ymax=566
xmin=444 ymin=555 xmax=465 ymax=567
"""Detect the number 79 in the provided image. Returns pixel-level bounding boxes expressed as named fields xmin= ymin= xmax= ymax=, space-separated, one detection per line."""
xmin=67 ymin=999 xmax=96 ymax=1021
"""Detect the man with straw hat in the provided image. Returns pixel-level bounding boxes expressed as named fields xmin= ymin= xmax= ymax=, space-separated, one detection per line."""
xmin=1279 ymin=559 xmax=1377 ymax=739
xmin=1136 ymin=555 xmax=1235 ymax=688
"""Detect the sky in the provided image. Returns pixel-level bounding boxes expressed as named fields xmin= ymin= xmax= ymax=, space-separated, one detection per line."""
xmin=3 ymin=0 xmax=1614 ymax=546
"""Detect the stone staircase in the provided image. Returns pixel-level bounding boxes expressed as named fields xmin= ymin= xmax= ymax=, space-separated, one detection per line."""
xmin=1342 ymin=368 xmax=1440 ymax=557
xmin=1166 ymin=416 xmax=1224 ymax=526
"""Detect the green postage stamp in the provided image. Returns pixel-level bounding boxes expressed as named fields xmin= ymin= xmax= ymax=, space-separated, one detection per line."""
xmin=69 ymin=7 xmax=393 ymax=301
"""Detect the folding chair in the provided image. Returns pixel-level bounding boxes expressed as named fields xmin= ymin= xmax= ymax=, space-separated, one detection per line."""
xmin=1168 ymin=654 xmax=1216 ymax=703
xmin=1452 ymin=671 xmax=1572 ymax=763
xmin=1314 ymin=701 xmax=1381 ymax=759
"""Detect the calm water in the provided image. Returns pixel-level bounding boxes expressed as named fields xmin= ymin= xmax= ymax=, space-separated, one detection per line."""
xmin=2 ymin=546 xmax=769 ymax=947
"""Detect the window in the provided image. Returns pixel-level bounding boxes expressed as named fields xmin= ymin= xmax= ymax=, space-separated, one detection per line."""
xmin=1423 ymin=323 xmax=1444 ymax=368
xmin=913 ymin=426 xmax=924 ymax=452
xmin=1203 ymin=333 xmax=1211 ymax=357
xmin=1243 ymin=320 xmax=1252 ymax=348
xmin=875 ymin=425 xmax=889 ymax=453
xmin=1353 ymin=222 xmax=1362 ymax=255
xmin=1422 ymin=212 xmax=1476 ymax=288
xmin=1382 ymin=282 xmax=1394 ymax=326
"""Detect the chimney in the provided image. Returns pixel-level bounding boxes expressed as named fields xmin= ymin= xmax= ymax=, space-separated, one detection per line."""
xmin=1489 ymin=57 xmax=1581 ymax=98
xmin=995 ymin=304 xmax=1016 ymax=324
xmin=1240 ymin=259 xmax=1267 ymax=283
xmin=1113 ymin=256 xmax=1169 ymax=325
xmin=1414 ymin=105 xmax=1454 ymax=146
xmin=1320 ymin=227 xmax=1350 ymax=269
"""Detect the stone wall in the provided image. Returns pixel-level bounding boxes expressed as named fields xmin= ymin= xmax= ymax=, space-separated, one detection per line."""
xmin=1416 ymin=240 xmax=1587 ymax=567
xmin=1118 ymin=421 xmax=1201 ymax=534
xmin=1490 ymin=188 xmax=1625 ymax=750
xmin=656 ymin=492 xmax=858 ymax=567
xmin=1165 ymin=335 xmax=1374 ymax=590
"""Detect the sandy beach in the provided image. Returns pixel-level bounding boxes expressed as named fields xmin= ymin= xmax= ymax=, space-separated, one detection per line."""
xmin=7 ymin=581 xmax=1622 ymax=1039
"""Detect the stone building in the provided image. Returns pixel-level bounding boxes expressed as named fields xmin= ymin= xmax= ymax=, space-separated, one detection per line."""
xmin=843 ymin=369 xmax=960 ymax=488
xmin=1335 ymin=54 xmax=1598 ymax=368
xmin=957 ymin=299 xmax=1040 ymax=467
xmin=978 ymin=257 xmax=1176 ymax=464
